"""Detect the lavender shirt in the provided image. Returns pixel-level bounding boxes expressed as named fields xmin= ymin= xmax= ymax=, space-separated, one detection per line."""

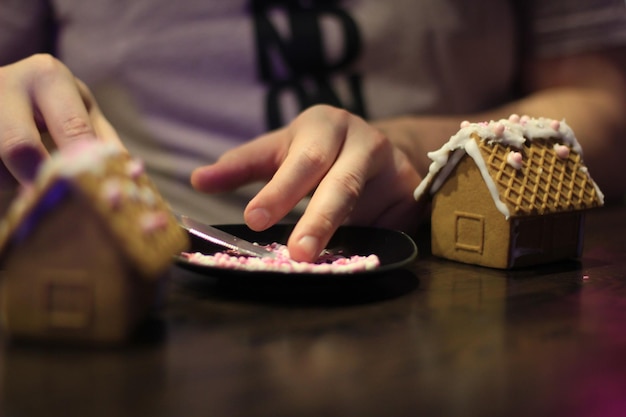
xmin=1 ymin=0 xmax=625 ymax=223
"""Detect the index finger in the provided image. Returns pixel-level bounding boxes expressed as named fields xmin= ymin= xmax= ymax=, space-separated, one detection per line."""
xmin=0 ymin=84 xmax=47 ymax=182
xmin=0 ymin=56 xmax=98 ymax=182
xmin=29 ymin=57 xmax=97 ymax=147
xmin=244 ymin=108 xmax=349 ymax=230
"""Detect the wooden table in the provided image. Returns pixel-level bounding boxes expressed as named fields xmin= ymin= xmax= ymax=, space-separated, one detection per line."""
xmin=2 ymin=204 xmax=625 ymax=417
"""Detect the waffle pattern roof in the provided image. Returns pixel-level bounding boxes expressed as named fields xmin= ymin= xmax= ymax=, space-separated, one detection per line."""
xmin=477 ymin=135 xmax=603 ymax=216
xmin=413 ymin=115 xmax=604 ymax=219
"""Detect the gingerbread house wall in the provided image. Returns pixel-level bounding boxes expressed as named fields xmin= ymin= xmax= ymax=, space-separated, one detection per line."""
xmin=430 ymin=155 xmax=512 ymax=269
xmin=1 ymin=191 xmax=145 ymax=344
xmin=508 ymin=212 xmax=584 ymax=268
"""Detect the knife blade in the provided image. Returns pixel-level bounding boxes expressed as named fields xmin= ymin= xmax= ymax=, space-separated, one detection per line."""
xmin=174 ymin=212 xmax=275 ymax=259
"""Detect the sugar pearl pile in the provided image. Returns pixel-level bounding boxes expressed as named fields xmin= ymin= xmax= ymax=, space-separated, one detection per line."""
xmin=182 ymin=243 xmax=380 ymax=274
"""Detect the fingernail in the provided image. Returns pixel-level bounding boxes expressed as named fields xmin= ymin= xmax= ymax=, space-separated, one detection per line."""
xmin=297 ymin=235 xmax=319 ymax=260
xmin=246 ymin=208 xmax=271 ymax=230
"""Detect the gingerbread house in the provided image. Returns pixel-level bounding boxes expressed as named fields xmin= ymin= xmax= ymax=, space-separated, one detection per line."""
xmin=0 ymin=141 xmax=189 ymax=344
xmin=413 ymin=115 xmax=604 ymax=269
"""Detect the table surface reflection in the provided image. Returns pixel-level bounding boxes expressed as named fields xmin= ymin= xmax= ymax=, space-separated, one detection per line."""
xmin=2 ymin=205 xmax=626 ymax=417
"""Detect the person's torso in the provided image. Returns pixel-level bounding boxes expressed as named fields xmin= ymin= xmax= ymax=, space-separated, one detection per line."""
xmin=52 ymin=0 xmax=519 ymax=222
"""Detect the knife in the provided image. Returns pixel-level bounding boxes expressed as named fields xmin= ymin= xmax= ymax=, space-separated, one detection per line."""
xmin=173 ymin=212 xmax=276 ymax=259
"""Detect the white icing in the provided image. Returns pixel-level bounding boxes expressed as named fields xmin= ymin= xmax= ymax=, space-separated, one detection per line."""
xmin=101 ymin=177 xmax=159 ymax=208
xmin=140 ymin=187 xmax=157 ymax=207
xmin=465 ymin=138 xmax=511 ymax=219
xmin=125 ymin=182 xmax=141 ymax=201
xmin=429 ymin=149 xmax=464 ymax=196
xmin=38 ymin=141 xmax=125 ymax=184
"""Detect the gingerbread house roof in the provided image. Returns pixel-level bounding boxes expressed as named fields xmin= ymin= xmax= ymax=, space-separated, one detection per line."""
xmin=413 ymin=115 xmax=604 ymax=219
xmin=0 ymin=141 xmax=188 ymax=278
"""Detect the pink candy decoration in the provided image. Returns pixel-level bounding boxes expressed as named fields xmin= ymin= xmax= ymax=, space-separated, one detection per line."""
xmin=127 ymin=159 xmax=145 ymax=179
xmin=507 ymin=151 xmax=523 ymax=170
xmin=183 ymin=243 xmax=380 ymax=274
xmin=554 ymin=144 xmax=570 ymax=159
xmin=460 ymin=120 xmax=471 ymax=128
xmin=140 ymin=211 xmax=169 ymax=234
xmin=101 ymin=180 xmax=123 ymax=209
xmin=550 ymin=119 xmax=561 ymax=131
xmin=492 ymin=122 xmax=505 ymax=136
xmin=509 ymin=114 xmax=521 ymax=123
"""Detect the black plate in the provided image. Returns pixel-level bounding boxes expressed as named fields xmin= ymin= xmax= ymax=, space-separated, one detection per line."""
xmin=174 ymin=224 xmax=418 ymax=284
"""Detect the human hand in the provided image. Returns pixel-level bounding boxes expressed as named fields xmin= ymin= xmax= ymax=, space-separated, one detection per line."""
xmin=0 ymin=54 xmax=121 ymax=189
xmin=191 ymin=105 xmax=423 ymax=262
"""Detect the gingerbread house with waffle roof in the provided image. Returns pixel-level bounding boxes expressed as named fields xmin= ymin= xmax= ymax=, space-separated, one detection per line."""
xmin=0 ymin=141 xmax=189 ymax=344
xmin=413 ymin=114 xmax=604 ymax=269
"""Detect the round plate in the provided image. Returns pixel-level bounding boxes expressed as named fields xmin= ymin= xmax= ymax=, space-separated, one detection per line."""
xmin=174 ymin=224 xmax=418 ymax=284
